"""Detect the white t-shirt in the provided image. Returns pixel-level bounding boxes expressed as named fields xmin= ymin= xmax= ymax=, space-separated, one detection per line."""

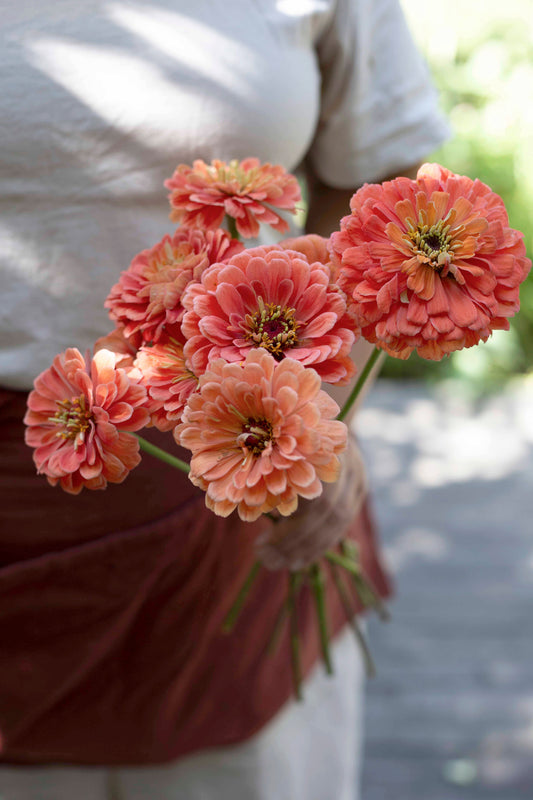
xmin=0 ymin=0 xmax=448 ymax=388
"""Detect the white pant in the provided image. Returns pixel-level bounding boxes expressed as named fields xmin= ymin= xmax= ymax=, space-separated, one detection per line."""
xmin=0 ymin=629 xmax=364 ymax=800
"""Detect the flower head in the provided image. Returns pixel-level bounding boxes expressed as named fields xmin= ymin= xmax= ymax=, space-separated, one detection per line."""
xmin=134 ymin=336 xmax=199 ymax=431
xmin=94 ymin=326 xmax=140 ymax=371
xmin=279 ymin=233 xmax=338 ymax=282
xmin=175 ymin=349 xmax=347 ymax=521
xmin=105 ymin=227 xmax=243 ymax=344
xmin=165 ymin=158 xmax=301 ymax=239
xmin=330 ymin=163 xmax=531 ymax=359
xmin=24 ymin=348 xmax=150 ymax=493
xmin=181 ymin=245 xmax=357 ymax=384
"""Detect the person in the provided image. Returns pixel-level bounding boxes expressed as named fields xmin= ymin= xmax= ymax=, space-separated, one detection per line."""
xmin=0 ymin=1 xmax=449 ymax=797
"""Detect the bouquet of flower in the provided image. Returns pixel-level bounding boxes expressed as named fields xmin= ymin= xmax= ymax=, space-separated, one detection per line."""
xmin=24 ymin=158 xmax=530 ymax=697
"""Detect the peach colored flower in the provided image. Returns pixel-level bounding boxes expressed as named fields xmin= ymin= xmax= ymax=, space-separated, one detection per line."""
xmin=279 ymin=234 xmax=330 ymax=266
xmin=165 ymin=158 xmax=301 ymax=239
xmin=181 ymin=245 xmax=357 ymax=385
xmin=175 ymin=350 xmax=347 ymax=522
xmin=279 ymin=233 xmax=340 ymax=285
xmin=24 ymin=348 xmax=150 ymax=494
xmin=330 ymin=163 xmax=531 ymax=360
xmin=134 ymin=336 xmax=198 ymax=431
xmin=105 ymin=227 xmax=243 ymax=344
xmin=94 ymin=326 xmax=140 ymax=371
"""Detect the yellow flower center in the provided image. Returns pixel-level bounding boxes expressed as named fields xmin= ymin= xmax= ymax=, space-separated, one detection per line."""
xmin=245 ymin=298 xmax=299 ymax=359
xmin=241 ymin=417 xmax=273 ymax=455
xmin=212 ymin=160 xmax=258 ymax=193
xmin=408 ymin=218 xmax=453 ymax=271
xmin=50 ymin=396 xmax=93 ymax=447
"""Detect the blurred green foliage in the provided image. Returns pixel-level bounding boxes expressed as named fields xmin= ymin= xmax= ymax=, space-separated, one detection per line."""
xmin=382 ymin=0 xmax=533 ymax=384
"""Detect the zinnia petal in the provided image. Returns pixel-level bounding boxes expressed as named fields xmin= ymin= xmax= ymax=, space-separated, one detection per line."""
xmin=24 ymin=348 xmax=149 ymax=493
xmin=175 ymin=352 xmax=347 ymax=521
xmin=330 ymin=164 xmax=531 ymax=360
xmin=165 ymin=158 xmax=301 ymax=240
xmin=181 ymin=247 xmax=358 ymax=384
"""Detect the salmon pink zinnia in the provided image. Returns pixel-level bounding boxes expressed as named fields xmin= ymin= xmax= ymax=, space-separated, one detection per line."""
xmin=175 ymin=350 xmax=347 ymax=522
xmin=165 ymin=158 xmax=301 ymax=239
xmin=330 ymin=163 xmax=531 ymax=360
xmin=134 ymin=336 xmax=198 ymax=431
xmin=105 ymin=227 xmax=243 ymax=344
xmin=181 ymin=246 xmax=357 ymax=385
xmin=94 ymin=326 xmax=141 ymax=371
xmin=279 ymin=233 xmax=339 ymax=282
xmin=24 ymin=348 xmax=150 ymax=493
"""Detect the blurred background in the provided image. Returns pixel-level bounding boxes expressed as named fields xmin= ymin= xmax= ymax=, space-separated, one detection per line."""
xmin=359 ymin=1 xmax=533 ymax=798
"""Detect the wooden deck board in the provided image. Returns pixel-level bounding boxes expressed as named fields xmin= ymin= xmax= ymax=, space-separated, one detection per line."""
xmin=356 ymin=380 xmax=533 ymax=800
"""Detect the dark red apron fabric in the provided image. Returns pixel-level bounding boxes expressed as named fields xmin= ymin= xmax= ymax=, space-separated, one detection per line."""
xmin=0 ymin=387 xmax=391 ymax=765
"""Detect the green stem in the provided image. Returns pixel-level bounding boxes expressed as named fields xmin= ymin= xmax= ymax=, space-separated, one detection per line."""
xmin=341 ymin=540 xmax=389 ymax=621
xmin=225 ymin=215 xmax=240 ymax=240
xmin=329 ymin=562 xmax=376 ymax=678
xmin=288 ymin=572 xmax=303 ymax=701
xmin=309 ymin=563 xmax=333 ymax=675
xmin=136 ymin=435 xmax=190 ymax=474
xmin=337 ymin=347 xmax=382 ymax=421
xmin=267 ymin=571 xmax=304 ymax=655
xmin=325 ymin=549 xmax=389 ymax=621
xmin=340 ymin=538 xmax=360 ymax=562
xmin=222 ymin=560 xmax=262 ymax=633
xmin=325 ymin=550 xmax=362 ymax=575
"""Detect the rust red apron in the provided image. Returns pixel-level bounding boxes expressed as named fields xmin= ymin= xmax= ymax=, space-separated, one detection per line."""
xmin=0 ymin=388 xmax=391 ymax=765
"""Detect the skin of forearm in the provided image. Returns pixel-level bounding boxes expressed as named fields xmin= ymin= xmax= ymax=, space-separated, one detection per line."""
xmin=304 ymin=164 xmax=420 ymax=237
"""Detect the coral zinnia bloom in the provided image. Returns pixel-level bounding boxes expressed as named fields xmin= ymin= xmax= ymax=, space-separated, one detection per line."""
xmin=279 ymin=234 xmax=330 ymax=263
xmin=94 ymin=326 xmax=141 ymax=371
xmin=279 ymin=233 xmax=341 ymax=285
xmin=181 ymin=246 xmax=357 ymax=385
xmin=24 ymin=348 xmax=150 ymax=494
xmin=134 ymin=336 xmax=198 ymax=431
xmin=165 ymin=158 xmax=301 ymax=239
xmin=105 ymin=227 xmax=243 ymax=344
xmin=330 ymin=163 xmax=531 ymax=360
xmin=175 ymin=350 xmax=347 ymax=522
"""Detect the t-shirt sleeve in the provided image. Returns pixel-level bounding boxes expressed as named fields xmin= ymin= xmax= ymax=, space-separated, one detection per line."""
xmin=308 ymin=0 xmax=451 ymax=188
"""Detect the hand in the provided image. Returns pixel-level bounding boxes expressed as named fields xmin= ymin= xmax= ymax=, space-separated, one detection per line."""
xmin=255 ymin=434 xmax=367 ymax=571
